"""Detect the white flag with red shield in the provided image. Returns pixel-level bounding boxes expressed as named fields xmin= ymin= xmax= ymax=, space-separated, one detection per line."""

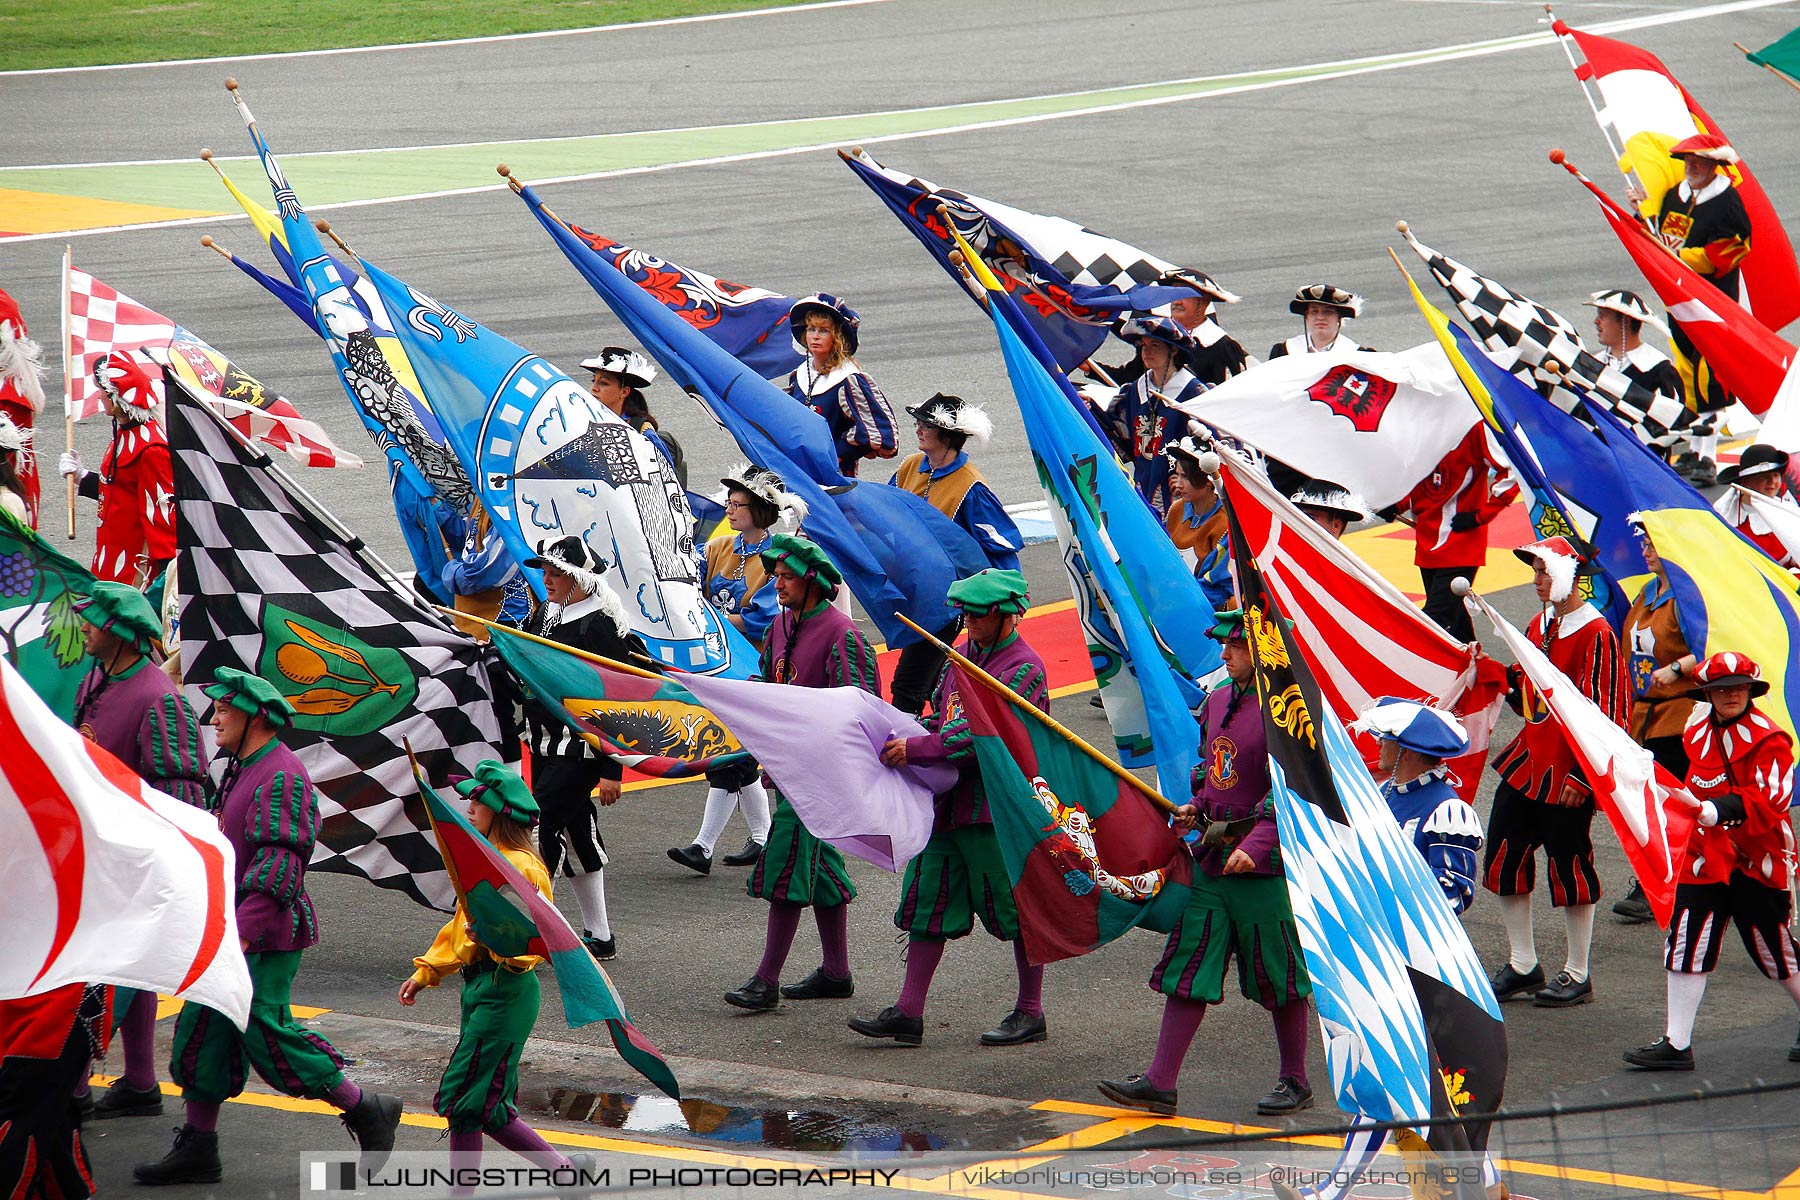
xmin=1173 ymin=343 xmax=1479 ymax=509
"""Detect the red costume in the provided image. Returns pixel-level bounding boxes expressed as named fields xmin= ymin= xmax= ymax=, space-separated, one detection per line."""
xmin=1393 ymin=424 xmax=1518 ymax=643
xmin=75 ymin=351 xmax=175 ymax=584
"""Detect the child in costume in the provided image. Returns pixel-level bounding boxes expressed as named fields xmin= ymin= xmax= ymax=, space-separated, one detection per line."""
xmin=399 ymin=760 xmax=595 ymax=1176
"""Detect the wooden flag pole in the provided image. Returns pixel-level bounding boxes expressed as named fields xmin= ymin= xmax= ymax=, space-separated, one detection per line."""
xmin=895 ymin=613 xmax=1177 ymax=814
xmin=433 ymin=605 xmax=666 ymax=681
xmin=62 ymin=244 xmax=76 ymax=539
xmin=1736 ymin=41 xmax=1800 ymax=95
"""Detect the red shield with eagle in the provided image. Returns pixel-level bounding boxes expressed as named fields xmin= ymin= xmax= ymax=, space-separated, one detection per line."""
xmin=1306 ymin=365 xmax=1397 ymax=433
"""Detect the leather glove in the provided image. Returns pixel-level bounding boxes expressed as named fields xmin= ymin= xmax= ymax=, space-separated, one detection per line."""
xmin=1450 ymin=511 xmax=1479 ymax=533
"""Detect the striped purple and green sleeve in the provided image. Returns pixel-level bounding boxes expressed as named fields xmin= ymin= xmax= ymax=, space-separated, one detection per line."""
xmin=238 ymin=771 xmax=321 ymax=943
xmin=829 ymin=627 xmax=880 ymax=695
xmin=139 ymin=694 xmax=213 ymax=813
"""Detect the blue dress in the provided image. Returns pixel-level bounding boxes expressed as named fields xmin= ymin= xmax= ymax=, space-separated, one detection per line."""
xmin=889 ymin=452 xmax=1021 ymax=571
xmin=1381 ymin=766 xmax=1483 ymax=914
xmin=702 ymin=531 xmax=780 ymax=645
xmin=785 ymin=361 xmax=897 ymax=476
xmin=1095 ymin=366 xmax=1204 ymax=515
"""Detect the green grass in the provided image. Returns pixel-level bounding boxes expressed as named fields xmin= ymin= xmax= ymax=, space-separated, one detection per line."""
xmin=0 ymin=0 xmax=835 ymax=71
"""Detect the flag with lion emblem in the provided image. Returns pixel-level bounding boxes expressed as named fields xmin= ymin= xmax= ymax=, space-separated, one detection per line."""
xmin=170 ymin=374 xmax=510 ymax=911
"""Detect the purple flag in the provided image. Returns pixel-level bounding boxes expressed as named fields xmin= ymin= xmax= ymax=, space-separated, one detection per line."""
xmin=674 ymin=673 xmax=951 ymax=871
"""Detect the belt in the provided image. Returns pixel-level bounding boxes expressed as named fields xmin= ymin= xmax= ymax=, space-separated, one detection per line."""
xmin=461 ymin=958 xmax=529 ymax=981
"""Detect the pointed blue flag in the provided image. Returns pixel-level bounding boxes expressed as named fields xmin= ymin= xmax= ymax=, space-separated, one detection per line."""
xmin=511 ymin=180 xmax=989 ymax=648
xmin=554 ymin=222 xmax=803 ymax=379
xmin=232 ymin=90 xmax=469 ymax=594
xmin=220 ymin=247 xmax=316 ymax=327
xmin=980 ymin=276 xmax=1212 ymax=795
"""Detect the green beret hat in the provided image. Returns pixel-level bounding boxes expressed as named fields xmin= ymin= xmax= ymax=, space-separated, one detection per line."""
xmin=759 ymin=534 xmax=842 ymax=598
xmin=202 ymin=666 xmax=296 ymax=728
xmin=947 ymin=568 xmax=1030 ymax=616
xmin=452 ymin=759 xmax=540 ymax=826
xmin=1207 ymin=608 xmax=1247 ymax=642
xmin=74 ymin=581 xmax=164 ymax=652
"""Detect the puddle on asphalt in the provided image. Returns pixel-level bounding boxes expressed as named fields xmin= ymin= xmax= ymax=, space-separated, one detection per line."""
xmin=540 ymin=1088 xmax=1055 ymax=1153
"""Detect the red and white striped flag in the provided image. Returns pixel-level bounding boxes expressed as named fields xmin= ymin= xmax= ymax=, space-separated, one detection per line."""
xmin=1217 ymin=451 xmax=1506 ymax=796
xmin=0 ymin=656 xmax=252 ymax=1028
xmin=1467 ymin=588 xmax=1698 ymax=927
xmin=64 ymin=265 xmax=359 ymax=468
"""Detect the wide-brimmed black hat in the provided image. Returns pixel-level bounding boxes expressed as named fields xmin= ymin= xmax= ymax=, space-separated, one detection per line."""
xmin=1719 ymin=444 xmax=1790 ymax=487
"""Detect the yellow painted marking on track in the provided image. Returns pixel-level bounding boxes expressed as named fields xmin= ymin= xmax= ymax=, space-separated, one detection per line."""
xmin=1340 ymin=520 xmax=1534 ymax=602
xmin=1032 ymin=1099 xmax=1771 ymax=1200
xmin=154 ymin=995 xmax=184 ymax=1020
xmin=0 ymin=187 xmax=217 ymax=235
xmin=918 ymin=1116 xmax=1160 ymax=1185
xmin=1766 ymin=1161 xmax=1800 ymax=1198
xmin=289 ymin=1004 xmax=332 ymax=1019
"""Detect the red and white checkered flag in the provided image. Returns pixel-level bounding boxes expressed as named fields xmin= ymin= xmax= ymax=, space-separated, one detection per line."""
xmin=64 ymin=266 xmax=175 ymax=420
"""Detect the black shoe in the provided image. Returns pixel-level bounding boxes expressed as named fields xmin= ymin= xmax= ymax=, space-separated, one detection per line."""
xmin=1089 ymin=693 xmax=1105 ymax=709
xmin=721 ymin=839 xmax=764 ymax=867
xmin=341 ymin=1091 xmax=403 ymax=1169
xmin=1623 ymin=1035 xmax=1694 ymax=1071
xmin=979 ymin=1009 xmax=1047 ymax=1046
xmin=780 ymin=967 xmax=854 ymax=999
xmin=75 ymin=1090 xmax=95 ymax=1125
xmin=133 ymin=1124 xmax=222 ymax=1186
xmin=1533 ymin=970 xmax=1594 ymax=1008
xmin=582 ymin=930 xmax=617 ymax=962
xmin=847 ymin=1006 xmax=924 ymax=1046
xmin=1257 ymin=1075 xmax=1314 ymax=1115
xmin=724 ymin=976 xmax=781 ymax=1011
xmin=667 ymin=843 xmax=712 ymax=875
xmin=1790 ymin=1021 xmax=1800 ymax=1063
xmin=1612 ymin=880 xmax=1653 ymax=924
xmin=1489 ymin=962 xmax=1546 ymax=1001
xmin=1689 ymin=457 xmax=1718 ymax=488
xmin=93 ymin=1077 xmax=163 ymax=1119
xmin=1096 ymin=1074 xmax=1176 ymax=1116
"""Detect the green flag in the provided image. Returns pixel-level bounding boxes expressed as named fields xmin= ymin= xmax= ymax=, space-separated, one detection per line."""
xmin=0 ymin=509 xmax=99 ymax=721
xmin=1747 ymin=25 xmax=1800 ymax=79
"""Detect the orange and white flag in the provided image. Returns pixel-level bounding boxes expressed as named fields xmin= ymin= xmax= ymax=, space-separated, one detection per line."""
xmin=0 ymin=656 xmax=251 ymax=1028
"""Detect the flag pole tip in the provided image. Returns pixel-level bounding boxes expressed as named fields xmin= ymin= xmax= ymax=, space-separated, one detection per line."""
xmin=314 ymin=219 xmax=331 ymax=233
xmin=200 ymin=234 xmax=214 ymax=248
xmin=496 ymin=162 xmax=511 ymax=177
xmin=848 ymin=145 xmax=863 ymax=155
xmin=1548 ymin=147 xmax=1566 ymax=165
xmin=1394 ymin=219 xmax=1408 ymax=234
xmin=224 ymin=77 xmax=238 ymax=91
xmin=1451 ymin=577 xmax=1474 ymax=597
xmin=199 ymin=148 xmax=213 ymax=161
xmin=1195 ymin=449 xmax=1221 ymax=476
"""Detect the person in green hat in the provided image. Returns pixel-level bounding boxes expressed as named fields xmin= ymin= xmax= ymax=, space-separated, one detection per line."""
xmin=724 ymin=534 xmax=877 ymax=1013
xmin=69 ymin=580 xmax=210 ymax=1121
xmin=1099 ymin=608 xmax=1315 ymax=1119
xmin=851 ymin=568 xmax=1051 ymax=1049
xmin=397 ymin=761 xmax=593 ymax=1178
xmin=135 ymin=667 xmax=402 ymax=1186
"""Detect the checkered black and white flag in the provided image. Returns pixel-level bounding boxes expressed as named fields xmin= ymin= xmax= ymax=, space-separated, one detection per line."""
xmin=1398 ymin=225 xmax=1696 ymax=443
xmin=169 ymin=375 xmax=510 ymax=911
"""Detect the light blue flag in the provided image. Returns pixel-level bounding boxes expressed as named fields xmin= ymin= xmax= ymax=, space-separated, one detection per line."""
xmin=358 ymin=259 xmax=757 ymax=676
xmin=982 ymin=284 xmax=1212 ymax=796
xmin=511 ymin=179 xmax=991 ymax=648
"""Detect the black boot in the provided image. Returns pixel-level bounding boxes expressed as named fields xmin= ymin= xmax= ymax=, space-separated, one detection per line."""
xmin=93 ymin=1077 xmax=163 ymax=1119
xmin=341 ymin=1090 xmax=403 ymax=1168
xmin=1623 ymin=1035 xmax=1694 ymax=1071
xmin=133 ymin=1124 xmax=222 ymax=1186
xmin=1612 ymin=880 xmax=1653 ymax=924
xmin=666 ymin=843 xmax=712 ymax=875
xmin=780 ymin=967 xmax=854 ymax=999
xmin=721 ymin=839 xmax=764 ymax=867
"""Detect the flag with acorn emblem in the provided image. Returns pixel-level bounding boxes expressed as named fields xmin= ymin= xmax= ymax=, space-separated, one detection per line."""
xmin=0 ymin=508 xmax=99 ymax=721
xmin=168 ymin=374 xmax=509 ymax=911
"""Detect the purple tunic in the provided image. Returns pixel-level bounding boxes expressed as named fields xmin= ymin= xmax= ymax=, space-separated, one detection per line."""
xmin=759 ymin=601 xmax=878 ymax=692
xmin=1191 ymin=680 xmax=1279 ymax=877
xmin=73 ymin=658 xmax=209 ymax=808
xmin=905 ymin=632 xmax=1048 ymax=830
xmin=217 ymin=738 xmax=321 ymax=953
